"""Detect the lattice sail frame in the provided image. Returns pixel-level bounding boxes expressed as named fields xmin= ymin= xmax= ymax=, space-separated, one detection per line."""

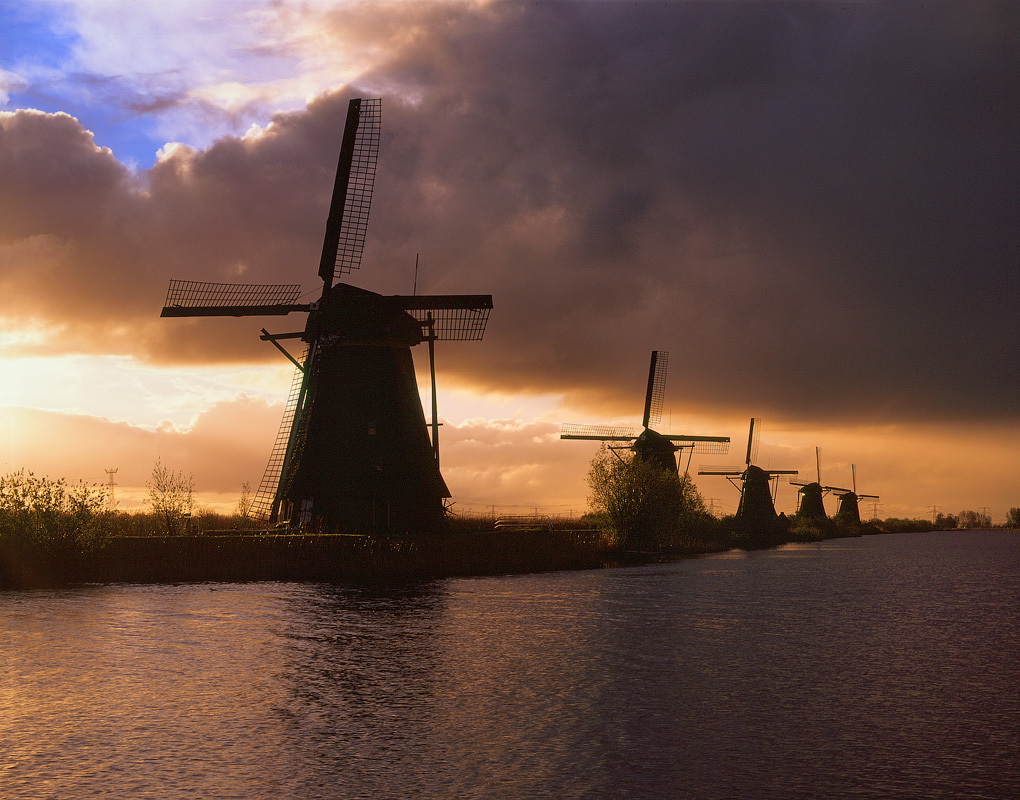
xmin=250 ymin=351 xmax=308 ymax=522
xmin=161 ymin=280 xmax=304 ymax=317
xmin=643 ymin=351 xmax=668 ymax=430
xmin=560 ymin=423 xmax=638 ymax=441
xmin=332 ymin=98 xmax=381 ymax=280
xmin=674 ymin=439 xmax=730 ymax=455
xmin=409 ymin=304 xmax=493 ymax=341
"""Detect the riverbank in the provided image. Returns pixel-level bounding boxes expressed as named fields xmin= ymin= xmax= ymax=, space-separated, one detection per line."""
xmin=0 ymin=529 xmax=618 ymax=588
xmin=0 ymin=518 xmax=894 ymax=589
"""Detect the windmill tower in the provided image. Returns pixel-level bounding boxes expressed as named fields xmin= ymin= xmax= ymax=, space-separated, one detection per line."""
xmin=560 ymin=351 xmax=730 ymax=474
xmin=827 ymin=464 xmax=878 ymax=525
xmin=160 ymin=98 xmax=493 ymax=533
xmin=698 ymin=418 xmax=798 ymax=527
xmin=791 ymin=447 xmax=827 ymax=520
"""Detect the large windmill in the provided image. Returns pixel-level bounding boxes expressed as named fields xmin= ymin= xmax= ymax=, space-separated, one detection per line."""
xmin=698 ymin=418 xmax=798 ymax=526
xmin=560 ymin=351 xmax=730 ymax=473
xmin=827 ymin=465 xmax=879 ymax=525
xmin=160 ymin=98 xmax=493 ymax=533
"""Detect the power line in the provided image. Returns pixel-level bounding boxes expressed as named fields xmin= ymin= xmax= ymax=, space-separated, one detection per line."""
xmin=104 ymin=467 xmax=119 ymax=511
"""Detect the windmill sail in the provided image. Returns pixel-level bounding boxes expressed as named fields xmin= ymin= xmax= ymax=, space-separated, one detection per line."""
xmin=642 ymin=350 xmax=668 ymax=430
xmin=560 ymin=423 xmax=638 ymax=441
xmin=662 ymin=436 xmax=731 ymax=455
xmin=402 ymin=295 xmax=493 ymax=340
xmin=560 ymin=349 xmax=728 ymax=474
xmin=319 ymin=97 xmax=381 ymax=286
xmin=250 ymin=354 xmax=307 ymax=521
xmin=161 ymin=280 xmax=306 ymax=317
xmin=745 ymin=417 xmax=761 ymax=466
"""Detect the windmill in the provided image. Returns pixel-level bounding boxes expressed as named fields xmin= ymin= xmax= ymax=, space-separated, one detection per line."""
xmin=160 ymin=98 xmax=493 ymax=533
xmin=560 ymin=351 xmax=730 ymax=474
xmin=791 ymin=446 xmax=827 ymax=520
xmin=827 ymin=464 xmax=879 ymax=525
xmin=698 ymin=418 xmax=798 ymax=526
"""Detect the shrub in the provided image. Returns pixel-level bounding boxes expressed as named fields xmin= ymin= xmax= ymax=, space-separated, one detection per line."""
xmin=586 ymin=444 xmax=709 ymax=551
xmin=0 ymin=469 xmax=112 ymax=552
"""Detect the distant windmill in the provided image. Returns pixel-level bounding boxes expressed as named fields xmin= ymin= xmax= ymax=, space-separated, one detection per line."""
xmin=698 ymin=418 xmax=798 ymax=526
xmin=560 ymin=351 xmax=730 ymax=473
xmin=827 ymin=464 xmax=879 ymax=525
xmin=160 ymin=98 xmax=493 ymax=533
xmin=791 ymin=447 xmax=827 ymax=520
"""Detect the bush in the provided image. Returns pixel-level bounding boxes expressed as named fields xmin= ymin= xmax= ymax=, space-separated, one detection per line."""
xmin=880 ymin=517 xmax=936 ymax=533
xmin=0 ymin=469 xmax=112 ymax=553
xmin=586 ymin=445 xmax=710 ymax=551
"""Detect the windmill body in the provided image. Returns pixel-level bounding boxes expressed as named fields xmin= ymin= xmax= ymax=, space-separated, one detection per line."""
xmin=277 ymin=283 xmax=449 ymax=530
xmin=792 ymin=447 xmax=827 ymax=521
xmin=736 ymin=465 xmax=783 ymax=522
xmin=796 ymin=483 xmax=827 ymax=520
xmin=561 ymin=351 xmax=730 ymax=474
xmin=161 ymin=98 xmax=492 ymax=533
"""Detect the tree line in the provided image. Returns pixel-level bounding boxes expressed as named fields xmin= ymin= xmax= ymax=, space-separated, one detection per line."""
xmin=1 ymin=455 xmax=1018 ymax=554
xmin=0 ymin=460 xmax=260 ymax=553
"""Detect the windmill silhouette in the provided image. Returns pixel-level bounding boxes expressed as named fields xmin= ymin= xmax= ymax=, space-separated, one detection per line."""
xmin=827 ymin=464 xmax=879 ymax=525
xmin=160 ymin=98 xmax=492 ymax=533
xmin=698 ymin=418 xmax=798 ymax=526
xmin=791 ymin=446 xmax=827 ymax=520
xmin=560 ymin=351 xmax=730 ymax=473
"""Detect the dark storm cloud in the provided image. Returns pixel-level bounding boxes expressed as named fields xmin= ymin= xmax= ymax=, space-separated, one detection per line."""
xmin=1 ymin=1 xmax=1016 ymax=426
xmin=357 ymin=1 xmax=1019 ymax=424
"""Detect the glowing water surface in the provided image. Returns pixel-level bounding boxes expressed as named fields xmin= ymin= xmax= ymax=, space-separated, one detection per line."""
xmin=2 ymin=530 xmax=1018 ymax=799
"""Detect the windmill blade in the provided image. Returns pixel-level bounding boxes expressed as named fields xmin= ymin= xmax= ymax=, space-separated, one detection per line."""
xmin=560 ymin=423 xmax=636 ymax=441
xmin=823 ymin=485 xmax=852 ymax=495
xmin=765 ymin=469 xmax=800 ymax=477
xmin=746 ymin=417 xmax=761 ymax=466
xmin=160 ymin=280 xmax=307 ymax=317
xmin=858 ymin=493 xmax=880 ymax=501
xmin=698 ymin=464 xmax=744 ymax=476
xmin=249 ymin=352 xmax=308 ymax=521
xmin=318 ymin=97 xmax=382 ymax=286
xmin=641 ymin=350 xmax=668 ymax=430
xmin=399 ymin=294 xmax=494 ymax=341
xmin=663 ymin=435 xmax=730 ymax=455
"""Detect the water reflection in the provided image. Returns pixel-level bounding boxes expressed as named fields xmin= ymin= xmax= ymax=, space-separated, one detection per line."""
xmin=268 ymin=583 xmax=449 ymax=797
xmin=1 ymin=532 xmax=1018 ymax=799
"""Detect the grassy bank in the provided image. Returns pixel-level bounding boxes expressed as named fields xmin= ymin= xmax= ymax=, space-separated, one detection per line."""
xmin=0 ymin=528 xmax=619 ymax=589
xmin=0 ymin=487 xmax=938 ymax=589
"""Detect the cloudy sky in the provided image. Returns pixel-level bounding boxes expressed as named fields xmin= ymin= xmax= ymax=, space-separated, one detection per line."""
xmin=1 ymin=0 xmax=1017 ymax=521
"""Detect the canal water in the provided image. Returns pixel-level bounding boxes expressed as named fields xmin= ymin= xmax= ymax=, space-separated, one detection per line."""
xmin=2 ymin=530 xmax=1018 ymax=799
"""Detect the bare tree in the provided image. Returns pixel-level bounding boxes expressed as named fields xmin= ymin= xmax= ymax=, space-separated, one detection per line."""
xmin=146 ymin=458 xmax=194 ymax=535
xmin=235 ymin=481 xmax=253 ymax=527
